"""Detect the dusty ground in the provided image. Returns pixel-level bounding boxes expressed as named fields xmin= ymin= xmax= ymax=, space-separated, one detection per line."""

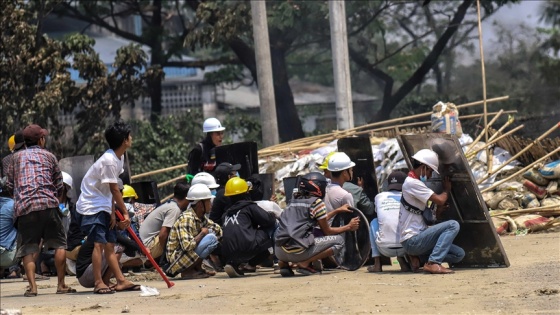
xmin=1 ymin=232 xmax=559 ymax=315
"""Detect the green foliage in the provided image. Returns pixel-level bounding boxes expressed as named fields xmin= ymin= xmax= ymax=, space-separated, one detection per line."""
xmin=0 ymin=0 xmax=160 ymax=159
xmin=221 ymin=109 xmax=262 ymax=148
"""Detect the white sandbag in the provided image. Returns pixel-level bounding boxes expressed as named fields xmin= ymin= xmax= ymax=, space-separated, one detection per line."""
xmin=486 ymin=191 xmax=513 ymax=209
xmin=523 ymin=168 xmax=550 ymax=186
xmin=538 ymin=160 xmax=560 ymax=179
xmin=497 ymin=197 xmax=519 ymax=210
xmin=546 ymin=180 xmax=558 ymax=195
xmin=540 ymin=196 xmax=560 ymax=207
xmin=496 ymin=181 xmax=525 ymax=192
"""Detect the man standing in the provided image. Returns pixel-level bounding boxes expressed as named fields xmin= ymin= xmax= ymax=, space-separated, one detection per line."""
xmin=7 ymin=124 xmax=74 ymax=296
xmin=165 ymin=184 xmax=222 ymax=279
xmin=140 ymin=182 xmax=190 ymax=260
xmin=368 ymin=171 xmax=409 ymax=273
xmin=398 ymin=149 xmax=465 ymax=274
xmin=76 ymin=120 xmax=139 ymax=294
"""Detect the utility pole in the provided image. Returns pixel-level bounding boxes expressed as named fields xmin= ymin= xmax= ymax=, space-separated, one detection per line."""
xmin=329 ymin=0 xmax=354 ymax=130
xmin=251 ymin=0 xmax=279 ymax=146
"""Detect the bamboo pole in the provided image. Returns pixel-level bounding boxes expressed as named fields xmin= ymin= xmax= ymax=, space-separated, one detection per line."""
xmin=156 ymin=175 xmax=185 ymax=188
xmin=475 ymin=0 xmax=490 ymax=181
xmin=259 ymin=110 xmax=518 ymax=157
xmin=481 ymin=145 xmax=560 ymax=193
xmin=465 ymin=109 xmax=504 ymax=154
xmin=477 ymin=123 xmax=560 ymax=184
xmin=490 ymin=205 xmax=560 ymax=217
xmin=259 ymin=95 xmax=510 ymax=153
xmin=487 ymin=115 xmax=515 ymax=143
xmin=131 ymin=164 xmax=187 ymax=180
xmin=466 ymin=124 xmax=525 ymax=159
xmin=161 ymin=193 xmax=174 ymax=203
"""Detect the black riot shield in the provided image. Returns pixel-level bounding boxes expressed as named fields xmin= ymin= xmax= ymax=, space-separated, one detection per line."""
xmin=252 ymin=173 xmax=274 ymax=201
xmin=283 ymin=176 xmax=300 ymax=204
xmin=215 ymin=142 xmax=258 ymax=179
xmin=130 ymin=181 xmax=161 ymax=207
xmin=397 ymin=133 xmax=509 ymax=268
xmin=338 ymin=137 xmax=379 ymax=219
xmin=59 ymin=155 xmax=95 ymax=201
xmin=331 ymin=208 xmax=371 ymax=271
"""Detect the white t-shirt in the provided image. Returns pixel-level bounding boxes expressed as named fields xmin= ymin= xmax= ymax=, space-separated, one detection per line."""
xmin=398 ymin=177 xmax=434 ymax=242
xmin=375 ymin=191 xmax=402 ymax=249
xmin=324 ymin=183 xmax=354 ymax=224
xmin=77 ymin=150 xmax=124 ymax=215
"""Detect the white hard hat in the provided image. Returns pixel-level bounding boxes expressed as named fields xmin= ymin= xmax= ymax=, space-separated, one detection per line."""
xmin=412 ymin=149 xmax=440 ymax=174
xmin=203 ymin=118 xmax=225 ymax=133
xmin=62 ymin=171 xmax=73 ymax=189
xmin=327 ymin=152 xmax=356 ymax=171
xmin=187 ymin=183 xmax=215 ymax=201
xmin=191 ymin=172 xmax=220 ymax=189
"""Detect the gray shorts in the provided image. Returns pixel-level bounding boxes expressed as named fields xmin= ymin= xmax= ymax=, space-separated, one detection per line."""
xmin=77 ymin=246 xmax=121 ymax=288
xmin=275 ymin=235 xmax=345 ymax=263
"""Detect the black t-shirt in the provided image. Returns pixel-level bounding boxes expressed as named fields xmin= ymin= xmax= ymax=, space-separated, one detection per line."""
xmin=209 ymin=188 xmax=231 ymax=225
xmin=66 ymin=204 xmax=86 ymax=251
xmin=75 ymin=240 xmax=94 ymax=278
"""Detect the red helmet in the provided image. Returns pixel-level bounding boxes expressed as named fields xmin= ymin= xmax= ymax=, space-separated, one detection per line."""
xmin=298 ymin=172 xmax=328 ymax=198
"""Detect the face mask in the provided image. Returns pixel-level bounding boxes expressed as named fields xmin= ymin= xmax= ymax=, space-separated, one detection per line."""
xmin=211 ymin=190 xmax=217 ymax=196
xmin=235 ymin=171 xmax=240 ymax=177
xmin=420 ymin=166 xmax=428 ymax=183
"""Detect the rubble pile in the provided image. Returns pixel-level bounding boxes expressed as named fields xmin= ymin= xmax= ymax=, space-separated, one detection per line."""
xmin=259 ymin=133 xmax=560 ymax=234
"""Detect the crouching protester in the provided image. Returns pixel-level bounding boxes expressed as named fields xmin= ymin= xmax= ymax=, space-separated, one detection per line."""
xmin=75 ymin=219 xmax=139 ymax=293
xmin=399 ymin=149 xmax=465 ymax=274
xmin=221 ymin=177 xmax=276 ymax=278
xmin=274 ymin=172 xmax=360 ymax=277
xmin=165 ymin=184 xmax=222 ymax=280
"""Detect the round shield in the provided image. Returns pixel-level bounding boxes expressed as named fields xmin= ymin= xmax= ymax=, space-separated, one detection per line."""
xmin=331 ymin=207 xmax=371 ymax=271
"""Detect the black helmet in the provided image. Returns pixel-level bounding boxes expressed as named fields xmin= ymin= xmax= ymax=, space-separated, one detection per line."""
xmin=299 ymin=172 xmax=328 ymax=198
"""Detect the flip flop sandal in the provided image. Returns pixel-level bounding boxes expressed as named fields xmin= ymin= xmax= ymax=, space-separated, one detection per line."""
xmin=116 ymin=284 xmax=142 ymax=291
xmin=296 ymin=266 xmax=318 ymax=276
xmin=180 ymin=272 xmax=210 ymax=280
xmin=56 ymin=286 xmax=77 ymax=294
xmin=24 ymin=289 xmax=38 ymax=297
xmin=94 ymin=287 xmax=115 ymax=295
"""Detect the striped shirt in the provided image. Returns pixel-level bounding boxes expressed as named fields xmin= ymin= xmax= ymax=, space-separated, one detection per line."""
xmin=6 ymin=146 xmax=63 ymax=217
xmin=166 ymin=208 xmax=222 ymax=275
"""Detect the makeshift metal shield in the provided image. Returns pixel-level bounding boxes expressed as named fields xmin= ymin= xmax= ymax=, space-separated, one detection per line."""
xmin=331 ymin=208 xmax=371 ymax=271
xmin=282 ymin=176 xmax=300 ymax=204
xmin=215 ymin=141 xmax=258 ymax=179
xmin=130 ymin=181 xmax=161 ymax=207
xmin=59 ymin=155 xmax=95 ymax=201
xmin=397 ymin=133 xmax=509 ymax=268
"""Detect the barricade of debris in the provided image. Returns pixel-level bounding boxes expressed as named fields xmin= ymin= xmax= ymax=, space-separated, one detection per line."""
xmin=258 ymin=100 xmax=560 ymax=235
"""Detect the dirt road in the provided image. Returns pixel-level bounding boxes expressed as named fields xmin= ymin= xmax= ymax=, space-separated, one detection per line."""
xmin=1 ymin=232 xmax=559 ymax=314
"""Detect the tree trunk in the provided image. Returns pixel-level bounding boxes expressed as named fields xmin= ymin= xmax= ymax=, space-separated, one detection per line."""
xmin=270 ymin=47 xmax=304 ymax=142
xmin=149 ymin=0 xmax=163 ymax=123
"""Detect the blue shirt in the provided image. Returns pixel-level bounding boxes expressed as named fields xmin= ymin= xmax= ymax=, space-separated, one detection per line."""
xmin=0 ymin=197 xmax=17 ymax=250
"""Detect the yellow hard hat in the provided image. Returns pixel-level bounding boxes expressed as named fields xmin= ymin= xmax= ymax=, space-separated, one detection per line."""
xmin=318 ymin=152 xmax=337 ymax=170
xmin=8 ymin=135 xmax=15 ymax=151
xmin=122 ymin=184 xmax=138 ymax=199
xmin=224 ymin=177 xmax=249 ymax=197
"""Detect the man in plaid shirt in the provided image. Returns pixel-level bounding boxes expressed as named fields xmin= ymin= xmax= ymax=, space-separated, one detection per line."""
xmin=6 ymin=124 xmax=75 ymax=296
xmin=165 ymin=184 xmax=222 ymax=279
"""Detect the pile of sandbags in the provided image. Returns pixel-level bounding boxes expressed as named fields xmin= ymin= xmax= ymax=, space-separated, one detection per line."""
xmin=482 ymin=160 xmax=560 ymax=211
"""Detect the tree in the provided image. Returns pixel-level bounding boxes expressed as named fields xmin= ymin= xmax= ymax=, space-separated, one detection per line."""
xmin=0 ymin=0 xmax=159 ymax=158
